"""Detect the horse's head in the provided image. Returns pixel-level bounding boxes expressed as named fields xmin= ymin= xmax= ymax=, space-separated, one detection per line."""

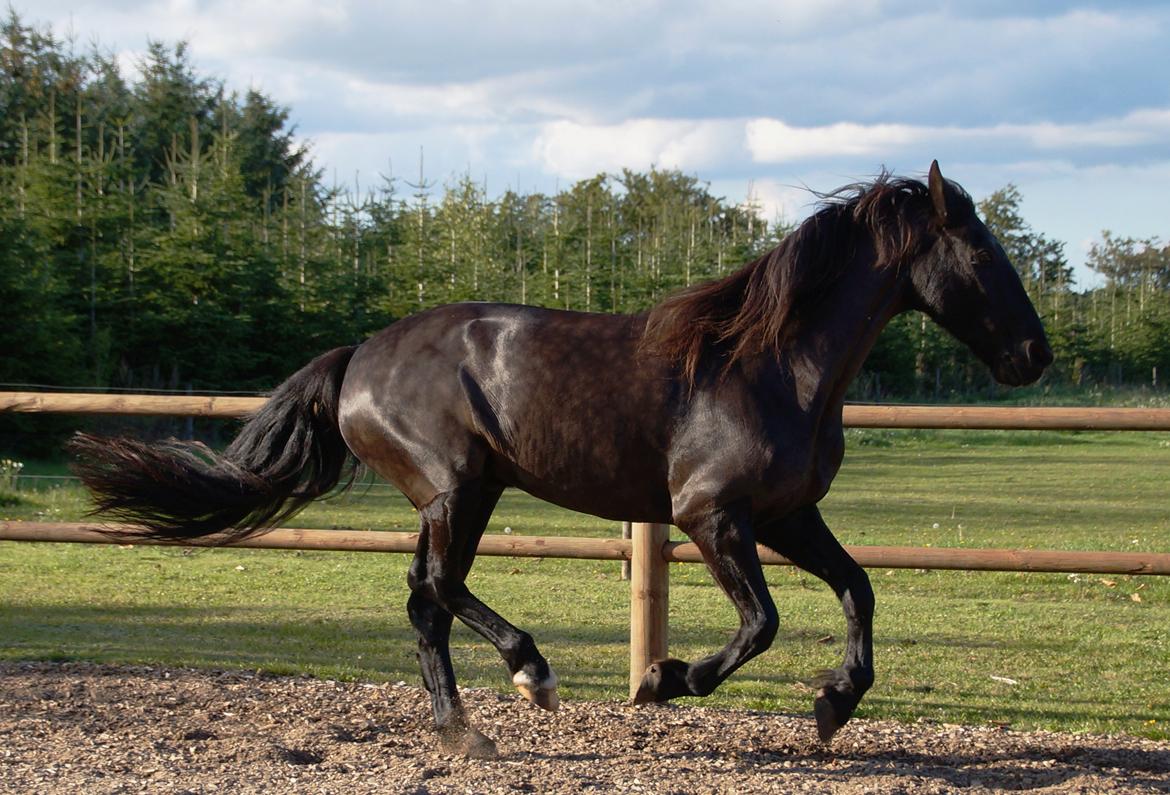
xmin=907 ymin=161 xmax=1053 ymax=386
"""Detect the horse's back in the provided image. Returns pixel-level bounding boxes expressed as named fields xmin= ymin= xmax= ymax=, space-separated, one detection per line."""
xmin=338 ymin=303 xmax=674 ymax=518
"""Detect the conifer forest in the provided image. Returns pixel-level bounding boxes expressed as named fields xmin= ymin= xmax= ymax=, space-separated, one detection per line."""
xmin=2 ymin=14 xmax=1168 ymax=406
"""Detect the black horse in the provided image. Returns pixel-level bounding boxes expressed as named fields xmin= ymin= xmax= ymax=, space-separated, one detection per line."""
xmin=70 ymin=162 xmax=1052 ymax=758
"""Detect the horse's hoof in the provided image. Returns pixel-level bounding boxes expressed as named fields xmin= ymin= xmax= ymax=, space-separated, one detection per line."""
xmin=632 ymin=658 xmax=690 ymax=704
xmin=513 ymin=668 xmax=560 ymax=712
xmin=811 ymin=668 xmax=864 ymax=743
xmin=441 ymin=727 xmax=499 ymax=759
xmin=814 ymin=688 xmax=845 ymax=743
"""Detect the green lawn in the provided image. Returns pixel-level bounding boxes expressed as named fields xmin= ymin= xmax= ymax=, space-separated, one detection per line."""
xmin=1 ymin=429 xmax=1167 ymax=739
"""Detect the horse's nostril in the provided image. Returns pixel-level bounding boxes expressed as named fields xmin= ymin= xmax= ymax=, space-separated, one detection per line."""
xmin=1024 ymin=338 xmax=1054 ymax=368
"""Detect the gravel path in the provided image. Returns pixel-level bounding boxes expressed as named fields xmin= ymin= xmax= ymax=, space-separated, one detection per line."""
xmin=1 ymin=662 xmax=1167 ymax=794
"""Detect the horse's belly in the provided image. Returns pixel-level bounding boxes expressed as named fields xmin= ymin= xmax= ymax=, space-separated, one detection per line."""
xmin=490 ymin=439 xmax=673 ymax=523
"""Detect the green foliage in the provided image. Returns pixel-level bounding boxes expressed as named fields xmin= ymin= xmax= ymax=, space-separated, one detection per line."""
xmin=1084 ymin=233 xmax=1170 ymax=383
xmin=0 ymin=456 xmax=23 ymax=505
xmin=1 ymin=11 xmax=1169 ymax=418
xmin=0 ymin=12 xmax=784 ymax=407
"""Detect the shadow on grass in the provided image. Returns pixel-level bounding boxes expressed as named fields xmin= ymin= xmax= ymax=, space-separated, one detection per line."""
xmin=4 ymin=602 xmax=1165 ymax=736
xmin=4 ymin=600 xmax=865 ymax=650
xmin=865 ymin=692 xmax=1168 ymax=727
xmin=0 ymin=602 xmax=635 ymax=692
xmin=1 ymin=603 xmax=440 ymax=676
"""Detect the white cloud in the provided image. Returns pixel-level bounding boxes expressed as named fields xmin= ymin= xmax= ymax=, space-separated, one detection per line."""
xmin=303 ymin=125 xmax=556 ymax=195
xmin=999 ymin=109 xmax=1170 ymax=150
xmin=745 ymin=119 xmax=928 ymax=162
xmin=532 ymin=108 xmax=1170 ymax=182
xmin=33 ymin=0 xmax=347 ymax=62
xmin=126 ymin=0 xmax=349 ymax=58
xmin=657 ymin=0 xmax=882 ymax=52
xmin=532 ymin=118 xmax=744 ymax=179
xmin=339 ymin=70 xmax=592 ymax=125
xmin=745 ymin=109 xmax=1170 ymax=164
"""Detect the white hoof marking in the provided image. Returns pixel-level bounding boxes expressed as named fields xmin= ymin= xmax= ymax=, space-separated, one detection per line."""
xmin=513 ymin=667 xmax=560 ymax=711
xmin=512 ymin=668 xmax=558 ymax=690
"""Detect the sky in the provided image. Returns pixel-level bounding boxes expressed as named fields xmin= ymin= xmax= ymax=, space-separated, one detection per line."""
xmin=22 ymin=1 xmax=1170 ymax=288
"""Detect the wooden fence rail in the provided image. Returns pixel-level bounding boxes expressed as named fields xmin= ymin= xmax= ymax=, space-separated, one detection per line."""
xmin=5 ymin=390 xmax=1170 ymax=430
xmin=5 ymin=521 xmax=1170 ymax=575
xmin=3 ymin=390 xmax=1170 ymax=697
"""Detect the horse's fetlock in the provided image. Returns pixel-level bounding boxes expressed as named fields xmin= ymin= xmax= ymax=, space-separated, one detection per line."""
xmin=503 ymin=631 xmax=538 ymax=664
xmin=686 ymin=673 xmax=714 ymax=698
xmin=849 ymin=666 xmax=875 ymax=693
xmin=517 ymin=630 xmax=537 ymax=656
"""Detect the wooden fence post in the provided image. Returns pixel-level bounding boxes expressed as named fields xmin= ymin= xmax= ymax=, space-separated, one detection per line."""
xmin=629 ymin=521 xmax=670 ymax=700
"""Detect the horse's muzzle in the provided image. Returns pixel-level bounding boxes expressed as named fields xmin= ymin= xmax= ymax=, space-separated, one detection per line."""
xmin=995 ymin=338 xmax=1053 ymax=386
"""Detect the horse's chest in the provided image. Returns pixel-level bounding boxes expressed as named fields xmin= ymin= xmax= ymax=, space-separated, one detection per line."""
xmin=756 ymin=425 xmax=845 ymax=511
xmin=764 ymin=449 xmax=836 ymax=505
xmin=669 ymin=422 xmax=844 ymax=523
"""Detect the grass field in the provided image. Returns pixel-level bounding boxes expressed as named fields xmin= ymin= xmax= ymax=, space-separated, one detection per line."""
xmin=1 ymin=429 xmax=1168 ymax=739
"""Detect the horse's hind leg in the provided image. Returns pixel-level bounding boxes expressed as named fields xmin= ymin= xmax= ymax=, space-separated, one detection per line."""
xmin=405 ymin=584 xmax=497 ymax=757
xmin=435 ymin=483 xmax=560 ymax=712
xmin=407 ymin=498 xmax=509 ymax=759
xmin=411 ymin=482 xmax=556 ymax=716
xmin=757 ymin=505 xmax=875 ymax=743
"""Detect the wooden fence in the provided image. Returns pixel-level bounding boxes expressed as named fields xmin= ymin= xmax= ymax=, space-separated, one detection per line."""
xmin=5 ymin=390 xmax=1170 ymax=430
xmin=2 ymin=390 xmax=1170 ymax=696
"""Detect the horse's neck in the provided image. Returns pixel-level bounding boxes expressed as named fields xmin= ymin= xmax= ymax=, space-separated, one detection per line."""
xmin=784 ymin=253 xmax=907 ymax=412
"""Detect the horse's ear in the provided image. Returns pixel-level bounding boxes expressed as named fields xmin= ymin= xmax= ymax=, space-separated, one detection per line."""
xmin=928 ymin=160 xmax=948 ymax=225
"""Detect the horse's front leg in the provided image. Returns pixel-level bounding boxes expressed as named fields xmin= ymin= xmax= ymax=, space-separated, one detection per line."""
xmin=757 ymin=505 xmax=875 ymax=742
xmin=634 ymin=499 xmax=779 ymax=703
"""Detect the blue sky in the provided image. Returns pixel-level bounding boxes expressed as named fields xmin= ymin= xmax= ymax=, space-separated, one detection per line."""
xmin=25 ymin=1 xmax=1170 ymax=288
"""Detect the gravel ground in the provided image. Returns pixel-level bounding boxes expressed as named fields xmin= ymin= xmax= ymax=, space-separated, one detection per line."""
xmin=1 ymin=662 xmax=1167 ymax=794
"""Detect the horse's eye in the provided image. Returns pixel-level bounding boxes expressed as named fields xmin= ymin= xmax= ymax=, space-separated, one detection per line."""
xmin=973 ymin=249 xmax=993 ymax=266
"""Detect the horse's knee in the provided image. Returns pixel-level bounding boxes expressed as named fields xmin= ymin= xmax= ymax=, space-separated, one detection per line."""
xmin=847 ymin=586 xmax=873 ymax=622
xmin=842 ymin=569 xmax=874 ymax=620
xmin=407 ymin=588 xmax=438 ymax=617
xmin=407 ymin=565 xmax=424 ymax=593
xmin=426 ymin=576 xmax=471 ymax=613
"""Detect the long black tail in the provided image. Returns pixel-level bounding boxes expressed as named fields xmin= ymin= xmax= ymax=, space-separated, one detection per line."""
xmin=68 ymin=346 xmax=358 ymax=542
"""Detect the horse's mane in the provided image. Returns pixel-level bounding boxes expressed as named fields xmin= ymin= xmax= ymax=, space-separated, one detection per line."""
xmin=641 ymin=172 xmax=967 ymax=384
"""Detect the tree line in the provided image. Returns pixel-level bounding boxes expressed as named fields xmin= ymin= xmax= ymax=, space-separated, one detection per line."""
xmin=1 ymin=13 xmax=1168 ymax=407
